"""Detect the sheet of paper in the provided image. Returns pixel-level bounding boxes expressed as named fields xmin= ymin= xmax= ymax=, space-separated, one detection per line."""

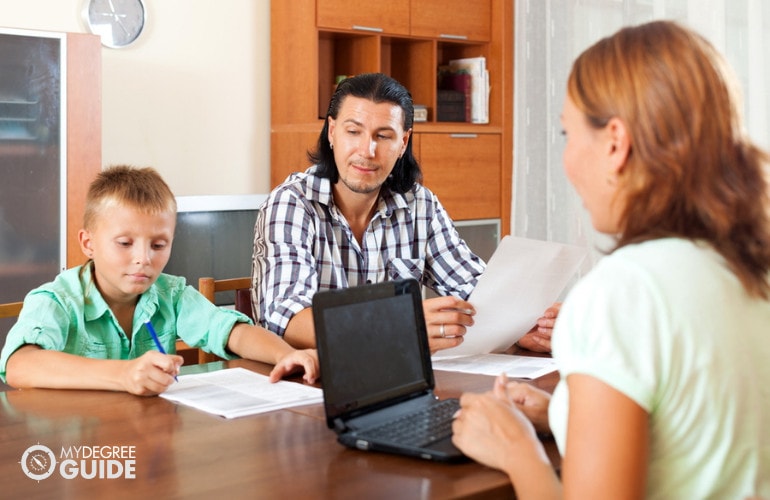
xmin=160 ymin=367 xmax=323 ymax=419
xmin=437 ymin=236 xmax=587 ymax=357
xmin=432 ymin=354 xmax=558 ymax=379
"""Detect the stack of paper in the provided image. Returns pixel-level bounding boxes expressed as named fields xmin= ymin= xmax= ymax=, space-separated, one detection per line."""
xmin=432 ymin=354 xmax=557 ymax=379
xmin=160 ymin=367 xmax=323 ymax=419
xmin=448 ymin=56 xmax=489 ymax=124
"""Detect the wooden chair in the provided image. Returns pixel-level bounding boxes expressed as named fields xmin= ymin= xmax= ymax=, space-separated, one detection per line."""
xmin=0 ymin=302 xmax=23 ymax=319
xmin=0 ymin=302 xmax=23 ymax=391
xmin=175 ymin=277 xmax=254 ymax=365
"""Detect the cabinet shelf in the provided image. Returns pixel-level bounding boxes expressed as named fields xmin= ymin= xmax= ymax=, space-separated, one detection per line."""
xmin=272 ymin=0 xmax=512 ymax=230
xmin=317 ymin=30 xmax=489 ymax=123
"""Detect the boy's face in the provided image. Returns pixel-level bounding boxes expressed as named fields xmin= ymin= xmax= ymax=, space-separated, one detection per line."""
xmin=78 ymin=203 xmax=175 ymax=305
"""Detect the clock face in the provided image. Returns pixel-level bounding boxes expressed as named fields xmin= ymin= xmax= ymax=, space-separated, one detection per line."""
xmin=84 ymin=0 xmax=146 ymax=48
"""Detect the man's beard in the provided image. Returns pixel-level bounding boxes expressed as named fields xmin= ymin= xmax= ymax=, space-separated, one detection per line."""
xmin=339 ymin=174 xmax=383 ymax=194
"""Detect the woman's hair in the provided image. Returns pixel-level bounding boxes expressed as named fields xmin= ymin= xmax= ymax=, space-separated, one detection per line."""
xmin=308 ymin=72 xmax=422 ymax=193
xmin=83 ymin=165 xmax=177 ymax=231
xmin=568 ymin=20 xmax=770 ymax=299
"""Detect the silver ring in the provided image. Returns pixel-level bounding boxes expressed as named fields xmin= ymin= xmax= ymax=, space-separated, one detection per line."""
xmin=440 ymin=324 xmax=445 ymax=338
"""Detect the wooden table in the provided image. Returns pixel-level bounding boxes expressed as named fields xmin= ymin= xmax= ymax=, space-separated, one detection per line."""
xmin=0 ymin=356 xmax=559 ymax=499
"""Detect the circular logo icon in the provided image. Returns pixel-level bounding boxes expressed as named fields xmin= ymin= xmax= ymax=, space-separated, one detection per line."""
xmin=20 ymin=444 xmax=57 ymax=481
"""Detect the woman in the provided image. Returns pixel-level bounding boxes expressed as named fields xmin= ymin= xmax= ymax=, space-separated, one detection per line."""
xmin=451 ymin=20 xmax=770 ymax=499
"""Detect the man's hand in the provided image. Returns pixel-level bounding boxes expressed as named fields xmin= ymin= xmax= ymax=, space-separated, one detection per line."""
xmin=422 ymin=296 xmax=476 ymax=354
xmin=516 ymin=303 xmax=561 ymax=353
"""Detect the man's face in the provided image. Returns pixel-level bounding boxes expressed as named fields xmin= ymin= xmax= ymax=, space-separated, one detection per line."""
xmin=327 ymin=96 xmax=411 ymax=196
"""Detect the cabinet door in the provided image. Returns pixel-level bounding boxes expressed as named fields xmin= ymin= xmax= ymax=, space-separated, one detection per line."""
xmin=317 ymin=0 xmax=410 ymax=35
xmin=417 ymin=133 xmax=501 ymax=221
xmin=411 ymin=0 xmax=491 ymax=42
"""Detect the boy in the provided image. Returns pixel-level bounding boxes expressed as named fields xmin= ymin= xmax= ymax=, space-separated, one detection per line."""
xmin=0 ymin=166 xmax=318 ymax=395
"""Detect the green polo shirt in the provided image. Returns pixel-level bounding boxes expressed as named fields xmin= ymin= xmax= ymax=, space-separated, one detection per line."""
xmin=0 ymin=264 xmax=250 ymax=381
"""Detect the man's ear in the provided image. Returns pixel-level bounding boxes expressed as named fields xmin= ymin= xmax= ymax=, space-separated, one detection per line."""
xmin=606 ymin=116 xmax=631 ymax=175
xmin=401 ymin=128 xmax=412 ymax=156
xmin=327 ymin=116 xmax=336 ymax=146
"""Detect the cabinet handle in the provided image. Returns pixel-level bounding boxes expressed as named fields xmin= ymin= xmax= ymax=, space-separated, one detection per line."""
xmin=450 ymin=133 xmax=478 ymax=139
xmin=352 ymin=25 xmax=384 ymax=33
xmin=439 ymin=34 xmax=469 ymax=40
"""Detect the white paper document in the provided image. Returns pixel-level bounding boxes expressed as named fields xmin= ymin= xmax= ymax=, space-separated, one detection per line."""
xmin=437 ymin=236 xmax=587 ymax=357
xmin=160 ymin=367 xmax=323 ymax=419
xmin=432 ymin=354 xmax=558 ymax=379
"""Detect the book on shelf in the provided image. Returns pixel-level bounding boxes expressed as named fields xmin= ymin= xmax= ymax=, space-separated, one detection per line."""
xmin=447 ymin=57 xmax=489 ymax=124
xmin=413 ymin=104 xmax=428 ymax=122
xmin=439 ymin=71 xmax=472 ymax=122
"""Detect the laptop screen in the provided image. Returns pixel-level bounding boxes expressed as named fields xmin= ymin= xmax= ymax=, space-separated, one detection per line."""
xmin=313 ymin=280 xmax=434 ymax=420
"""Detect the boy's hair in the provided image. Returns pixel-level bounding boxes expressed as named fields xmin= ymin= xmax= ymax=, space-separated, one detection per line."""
xmin=83 ymin=165 xmax=177 ymax=230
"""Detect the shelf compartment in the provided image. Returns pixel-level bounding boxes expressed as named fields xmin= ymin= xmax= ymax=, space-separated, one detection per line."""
xmin=318 ymin=31 xmax=381 ymax=118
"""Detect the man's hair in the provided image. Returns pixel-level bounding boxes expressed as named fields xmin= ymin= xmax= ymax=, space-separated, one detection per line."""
xmin=568 ymin=20 xmax=770 ymax=298
xmin=83 ymin=165 xmax=177 ymax=231
xmin=308 ymin=72 xmax=422 ymax=193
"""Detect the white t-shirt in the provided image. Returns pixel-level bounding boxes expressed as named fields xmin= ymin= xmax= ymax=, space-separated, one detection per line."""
xmin=549 ymin=238 xmax=770 ymax=499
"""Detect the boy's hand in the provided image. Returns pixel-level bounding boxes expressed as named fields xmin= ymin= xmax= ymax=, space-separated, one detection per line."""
xmin=268 ymin=349 xmax=319 ymax=384
xmin=122 ymin=351 xmax=183 ymax=396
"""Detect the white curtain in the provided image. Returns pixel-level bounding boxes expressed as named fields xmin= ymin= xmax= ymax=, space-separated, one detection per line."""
xmin=512 ymin=0 xmax=770 ymax=273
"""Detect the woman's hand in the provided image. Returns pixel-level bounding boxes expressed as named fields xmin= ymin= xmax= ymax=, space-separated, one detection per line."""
xmin=503 ymin=377 xmax=552 ymax=434
xmin=452 ymin=374 xmax=544 ymax=472
xmin=452 ymin=374 xmax=559 ymax=499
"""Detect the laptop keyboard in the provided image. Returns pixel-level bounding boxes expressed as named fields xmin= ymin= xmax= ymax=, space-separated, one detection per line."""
xmin=360 ymin=398 xmax=460 ymax=447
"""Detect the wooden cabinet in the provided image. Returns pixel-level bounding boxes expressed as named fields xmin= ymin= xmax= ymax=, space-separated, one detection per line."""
xmin=317 ymin=0 xmax=410 ymax=35
xmin=410 ymin=0 xmax=492 ymax=42
xmin=271 ymin=0 xmax=512 ymax=231
xmin=415 ymin=133 xmax=501 ymax=220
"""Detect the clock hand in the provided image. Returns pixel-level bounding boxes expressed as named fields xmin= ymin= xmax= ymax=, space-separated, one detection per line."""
xmin=114 ymin=14 xmax=131 ymax=36
xmin=106 ymin=0 xmax=130 ymax=36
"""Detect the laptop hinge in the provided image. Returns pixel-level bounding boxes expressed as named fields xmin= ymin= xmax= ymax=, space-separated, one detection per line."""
xmin=333 ymin=418 xmax=348 ymax=433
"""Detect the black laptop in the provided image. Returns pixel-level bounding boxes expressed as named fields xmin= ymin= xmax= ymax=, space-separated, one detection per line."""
xmin=312 ymin=279 xmax=465 ymax=462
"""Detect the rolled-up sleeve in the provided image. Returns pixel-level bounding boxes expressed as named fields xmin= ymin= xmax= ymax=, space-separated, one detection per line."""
xmin=171 ymin=285 xmax=252 ymax=359
xmin=0 ymin=292 xmax=72 ymax=381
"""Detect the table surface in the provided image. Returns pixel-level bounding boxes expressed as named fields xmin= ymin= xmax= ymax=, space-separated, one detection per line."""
xmin=0 ymin=355 xmax=559 ymax=499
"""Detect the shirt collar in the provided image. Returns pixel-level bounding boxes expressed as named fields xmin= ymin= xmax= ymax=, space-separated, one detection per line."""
xmin=304 ymin=165 xmax=415 ymax=218
xmin=80 ymin=262 xmax=160 ymax=323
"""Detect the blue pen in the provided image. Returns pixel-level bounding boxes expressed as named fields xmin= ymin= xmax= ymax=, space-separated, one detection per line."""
xmin=144 ymin=320 xmax=178 ymax=382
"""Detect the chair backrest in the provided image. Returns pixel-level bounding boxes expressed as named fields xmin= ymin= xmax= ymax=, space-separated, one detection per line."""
xmin=0 ymin=302 xmax=23 ymax=319
xmin=198 ymin=277 xmax=254 ymax=321
xmin=0 ymin=302 xmax=23 ymax=390
xmin=177 ymin=277 xmax=253 ymax=365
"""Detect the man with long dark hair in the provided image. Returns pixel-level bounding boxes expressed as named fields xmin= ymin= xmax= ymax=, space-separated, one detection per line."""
xmin=252 ymin=73 xmax=556 ymax=353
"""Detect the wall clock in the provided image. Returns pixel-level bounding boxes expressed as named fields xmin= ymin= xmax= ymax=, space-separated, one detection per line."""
xmin=82 ymin=0 xmax=146 ymax=48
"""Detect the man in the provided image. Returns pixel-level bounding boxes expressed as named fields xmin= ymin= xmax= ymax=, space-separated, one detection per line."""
xmin=252 ymin=73 xmax=555 ymax=353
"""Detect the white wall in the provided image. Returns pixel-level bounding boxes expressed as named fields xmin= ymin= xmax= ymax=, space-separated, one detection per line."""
xmin=1 ymin=0 xmax=271 ymax=196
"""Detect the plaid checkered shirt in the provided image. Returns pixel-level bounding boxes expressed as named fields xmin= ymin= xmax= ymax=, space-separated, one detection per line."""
xmin=251 ymin=167 xmax=486 ymax=335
